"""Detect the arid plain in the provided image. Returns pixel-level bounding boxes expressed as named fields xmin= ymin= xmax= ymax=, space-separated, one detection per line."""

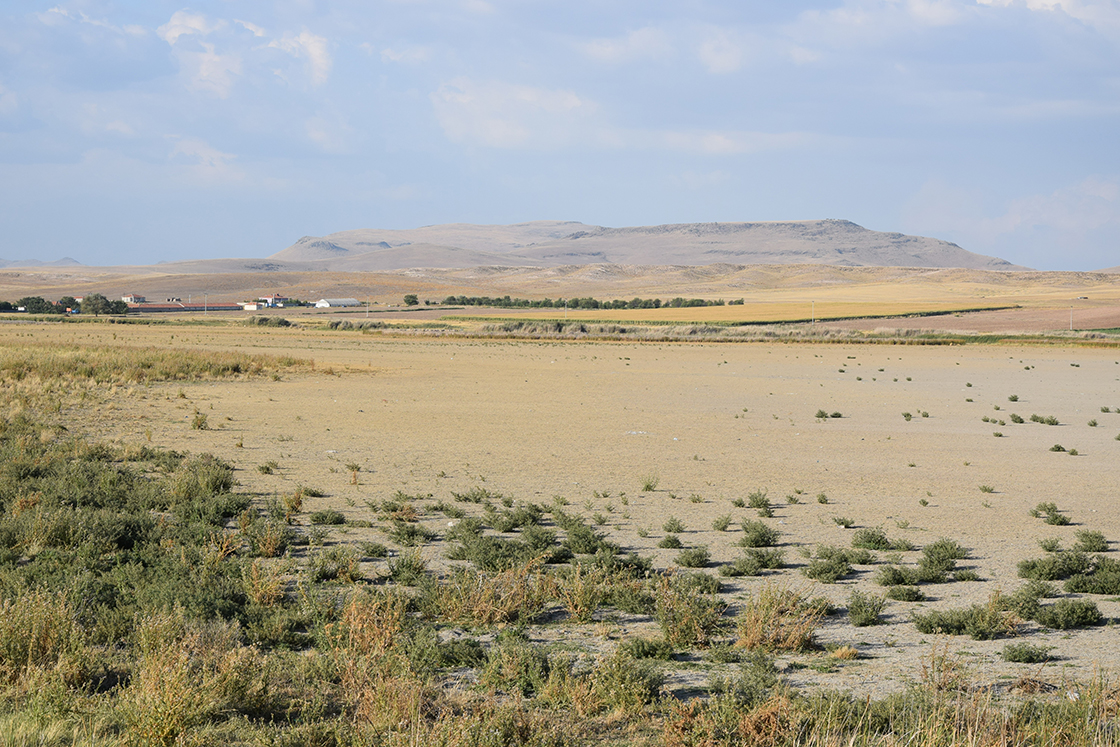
xmin=7 ymin=286 xmax=1120 ymax=702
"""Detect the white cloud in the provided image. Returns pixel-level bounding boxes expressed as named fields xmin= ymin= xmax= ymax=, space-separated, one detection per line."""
xmin=976 ymin=0 xmax=1120 ymax=35
xmin=697 ymin=32 xmax=744 ymax=74
xmin=903 ymin=176 xmax=1120 ymax=269
xmin=157 ymin=11 xmax=224 ymax=45
xmin=268 ymin=32 xmax=332 ymax=85
xmin=579 ymin=27 xmax=673 ymax=63
xmin=235 ymin=19 xmax=267 ymax=38
xmin=431 ymin=78 xmax=593 ymax=148
xmin=380 ymin=45 xmax=432 ymax=64
xmin=38 ymin=6 xmax=146 ymax=35
xmin=181 ymin=42 xmax=242 ymax=97
xmin=168 ymin=137 xmax=243 ymax=182
xmin=0 ymin=84 xmax=17 ymax=116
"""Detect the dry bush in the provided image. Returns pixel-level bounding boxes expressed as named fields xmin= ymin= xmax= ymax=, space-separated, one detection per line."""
xmin=121 ymin=609 xmax=271 ymax=747
xmin=242 ymin=559 xmax=286 ymax=607
xmin=421 ymin=558 xmax=551 ymax=625
xmin=663 ymin=695 xmax=797 ymax=747
xmin=654 ymin=572 xmax=728 ymax=648
xmin=0 ymin=589 xmax=88 ymax=688
xmin=551 ymin=564 xmax=609 ymax=623
xmin=735 ymin=583 xmax=824 ymax=652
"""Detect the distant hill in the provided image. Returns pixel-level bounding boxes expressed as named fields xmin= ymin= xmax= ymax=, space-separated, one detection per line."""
xmin=0 ymin=257 xmax=83 ymax=269
xmin=269 ymin=220 xmax=1026 ymax=271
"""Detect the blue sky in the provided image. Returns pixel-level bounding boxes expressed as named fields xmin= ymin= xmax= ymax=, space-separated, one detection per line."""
xmin=0 ymin=1 xmax=1117 ymax=270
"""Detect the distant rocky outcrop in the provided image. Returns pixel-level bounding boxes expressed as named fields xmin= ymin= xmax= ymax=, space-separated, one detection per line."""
xmin=270 ymin=220 xmax=1025 ymax=271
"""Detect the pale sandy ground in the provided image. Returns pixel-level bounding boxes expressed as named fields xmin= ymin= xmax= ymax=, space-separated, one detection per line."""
xmin=12 ymin=321 xmax=1120 ymax=701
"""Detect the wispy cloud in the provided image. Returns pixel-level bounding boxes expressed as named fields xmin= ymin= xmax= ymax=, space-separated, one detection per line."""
xmin=431 ymin=77 xmax=593 ymax=148
xmin=697 ymin=32 xmax=744 ymax=73
xmin=157 ymin=11 xmax=225 ymax=45
xmin=268 ymin=32 xmax=333 ymax=86
xmin=579 ymin=27 xmax=673 ymax=63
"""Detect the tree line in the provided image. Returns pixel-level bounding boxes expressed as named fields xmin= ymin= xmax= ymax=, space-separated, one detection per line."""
xmin=438 ymin=295 xmax=744 ymax=309
xmin=0 ymin=293 xmax=129 ymax=315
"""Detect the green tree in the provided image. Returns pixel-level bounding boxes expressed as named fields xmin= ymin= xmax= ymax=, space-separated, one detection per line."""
xmin=17 ymin=296 xmax=54 ymax=314
xmin=403 ymin=294 xmax=419 ymax=306
xmin=57 ymin=296 xmax=79 ymax=312
xmin=81 ymin=293 xmax=111 ymax=316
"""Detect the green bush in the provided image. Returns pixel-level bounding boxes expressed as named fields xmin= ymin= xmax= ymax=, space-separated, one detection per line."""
xmin=658 ymin=534 xmax=684 ymax=549
xmin=1017 ymin=551 xmax=1091 ymax=581
xmin=480 ymin=639 xmax=549 ymax=695
xmin=847 ymin=591 xmax=886 ymax=627
xmin=913 ymin=600 xmax=1016 ymax=640
xmin=739 ymin=520 xmax=780 ymax=548
xmin=675 ymin=546 xmax=711 ymax=568
xmin=1064 ymin=556 xmax=1120 ymax=594
xmin=876 ymin=565 xmax=919 ymax=586
xmin=747 ymin=490 xmax=769 ymax=510
xmin=1073 ymin=530 xmax=1108 ymax=553
xmin=1002 ymin=642 xmax=1052 ymax=663
xmin=1033 ymin=599 xmax=1103 ymax=629
xmin=309 ymin=509 xmax=345 ymax=525
xmin=885 ymin=586 xmax=923 ymax=602
xmin=620 ymin=637 xmax=674 ymax=660
xmin=389 ymin=520 xmax=436 ymax=547
xmin=851 ymin=527 xmax=891 ymax=550
xmin=802 ymin=556 xmax=852 ymax=584
xmin=662 ymin=516 xmax=685 ymax=533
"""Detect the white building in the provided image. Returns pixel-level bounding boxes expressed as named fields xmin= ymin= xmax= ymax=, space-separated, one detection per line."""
xmin=314 ymin=298 xmax=360 ymax=308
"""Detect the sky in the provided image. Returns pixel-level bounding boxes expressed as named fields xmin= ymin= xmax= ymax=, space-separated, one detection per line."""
xmin=0 ymin=1 xmax=1117 ymax=271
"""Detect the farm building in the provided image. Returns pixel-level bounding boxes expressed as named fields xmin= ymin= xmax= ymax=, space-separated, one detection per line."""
xmin=314 ymin=298 xmax=360 ymax=308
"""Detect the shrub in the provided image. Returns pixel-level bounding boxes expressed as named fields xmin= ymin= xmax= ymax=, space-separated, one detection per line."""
xmin=747 ymin=490 xmax=769 ymax=510
xmin=662 ymin=516 xmax=685 ymax=533
xmin=1045 ymin=513 xmax=1071 ymax=526
xmin=739 ymin=520 xmax=780 ymax=548
xmin=712 ymin=515 xmax=732 ymax=531
xmin=389 ymin=521 xmax=436 ymax=547
xmin=979 ymin=485 xmax=995 ymax=494
xmin=847 ymin=591 xmax=886 ymax=626
xmin=877 ymin=566 xmax=919 ymax=587
xmin=420 ymin=560 xmax=550 ymax=625
xmin=817 ymin=493 xmax=829 ymax=504
xmin=640 ymin=474 xmax=660 ymax=492
xmin=815 ymin=409 xmax=829 ymax=419
xmin=1073 ymin=530 xmax=1108 ymax=553
xmin=851 ymin=527 xmax=891 ymax=550
xmin=802 ymin=556 xmax=852 ymax=584
xmin=386 ymin=549 xmax=427 ymax=585
xmin=675 ymin=546 xmax=711 ymax=568
xmin=1038 ymin=537 xmax=1061 ymax=553
xmin=1002 ymin=642 xmax=1052 ymax=663
xmin=480 ymin=639 xmax=549 ymax=696
xmin=1064 ymin=556 xmax=1120 ymax=594
xmin=832 ymin=516 xmax=855 ymax=528
xmin=309 ymin=509 xmax=345 ymax=525
xmin=654 ymin=573 xmax=727 ymax=648
xmin=308 ymin=546 xmax=362 ymax=583
xmin=1018 ymin=551 xmax=1091 ymax=581
xmin=913 ymin=594 xmax=1018 ymax=639
xmin=1049 ymin=444 xmax=1066 ymax=452
xmin=735 ymin=584 xmax=823 ymax=651
xmin=658 ymin=534 xmax=684 ymax=549
xmin=1033 ymin=599 xmax=1103 ymax=629
xmin=886 ymin=585 xmax=924 ymax=602
xmin=620 ymin=637 xmax=674 ymax=660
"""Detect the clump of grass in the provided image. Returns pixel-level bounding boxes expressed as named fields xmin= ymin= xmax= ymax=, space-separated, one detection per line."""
xmin=747 ymin=490 xmax=769 ymax=510
xmin=712 ymin=515 xmax=732 ymax=532
xmin=658 ymin=534 xmax=683 ymax=549
xmin=979 ymin=485 xmax=995 ymax=494
xmin=816 ymin=493 xmax=829 ymax=504
xmin=640 ymin=473 xmax=660 ymax=492
xmin=832 ymin=516 xmax=855 ymax=528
